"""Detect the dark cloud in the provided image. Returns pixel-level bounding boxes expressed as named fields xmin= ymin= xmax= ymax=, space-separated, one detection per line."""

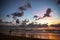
xmin=33 ymin=15 xmax=39 ymax=20
xmin=18 ymin=0 xmax=31 ymax=11
xmin=26 ymin=2 xmax=32 ymax=8
xmin=43 ymin=8 xmax=52 ymax=18
xmin=57 ymin=0 xmax=60 ymax=5
xmin=11 ymin=11 xmax=24 ymax=17
xmin=19 ymin=6 xmax=26 ymax=11
xmin=11 ymin=0 xmax=32 ymax=20
xmin=34 ymin=8 xmax=52 ymax=20
xmin=25 ymin=0 xmax=32 ymax=8
xmin=11 ymin=11 xmax=24 ymax=20
xmin=6 ymin=14 xmax=10 ymax=17
xmin=35 ymin=17 xmax=43 ymax=20
xmin=18 ymin=3 xmax=31 ymax=11
xmin=16 ymin=19 xmax=20 ymax=24
xmin=33 ymin=15 xmax=44 ymax=20
xmin=33 ymin=15 xmax=39 ymax=18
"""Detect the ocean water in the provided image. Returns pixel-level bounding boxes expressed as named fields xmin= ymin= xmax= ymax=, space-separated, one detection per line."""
xmin=0 ymin=25 xmax=60 ymax=40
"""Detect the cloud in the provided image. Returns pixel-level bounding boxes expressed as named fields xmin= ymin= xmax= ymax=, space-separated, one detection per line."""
xmin=16 ymin=19 xmax=20 ymax=24
xmin=19 ymin=6 xmax=27 ymax=11
xmin=6 ymin=14 xmax=10 ymax=17
xmin=43 ymin=8 xmax=52 ymax=18
xmin=33 ymin=15 xmax=39 ymax=18
xmin=35 ymin=17 xmax=43 ymax=20
xmin=26 ymin=2 xmax=32 ymax=8
xmin=11 ymin=11 xmax=24 ymax=20
xmin=34 ymin=8 xmax=52 ymax=20
xmin=11 ymin=11 xmax=24 ymax=17
xmin=18 ymin=0 xmax=32 ymax=11
xmin=18 ymin=3 xmax=31 ymax=11
xmin=12 ymin=16 xmax=17 ymax=20
xmin=33 ymin=15 xmax=40 ymax=20
xmin=57 ymin=0 xmax=60 ymax=5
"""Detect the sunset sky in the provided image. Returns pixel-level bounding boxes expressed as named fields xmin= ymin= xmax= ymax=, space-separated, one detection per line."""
xmin=0 ymin=0 xmax=60 ymax=25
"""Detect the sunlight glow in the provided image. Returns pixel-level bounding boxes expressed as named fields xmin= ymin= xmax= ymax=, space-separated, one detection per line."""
xmin=35 ymin=17 xmax=60 ymax=25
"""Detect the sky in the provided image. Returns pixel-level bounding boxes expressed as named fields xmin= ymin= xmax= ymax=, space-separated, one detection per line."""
xmin=0 ymin=0 xmax=60 ymax=25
